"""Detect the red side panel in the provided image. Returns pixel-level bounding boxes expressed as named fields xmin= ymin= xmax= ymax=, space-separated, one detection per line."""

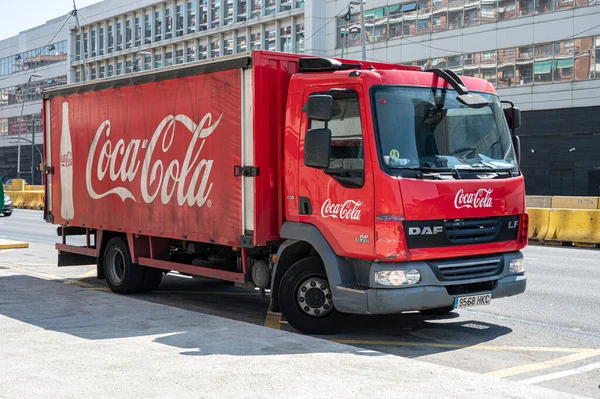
xmin=252 ymin=51 xmax=299 ymax=245
xmin=50 ymin=69 xmax=243 ymax=246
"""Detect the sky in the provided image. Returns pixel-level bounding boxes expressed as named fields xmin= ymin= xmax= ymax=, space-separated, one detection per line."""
xmin=0 ymin=0 xmax=102 ymax=41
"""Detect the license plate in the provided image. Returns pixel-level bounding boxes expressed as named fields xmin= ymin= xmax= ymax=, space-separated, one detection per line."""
xmin=454 ymin=293 xmax=492 ymax=309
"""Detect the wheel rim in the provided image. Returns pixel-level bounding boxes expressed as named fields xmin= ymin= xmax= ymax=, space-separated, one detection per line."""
xmin=296 ymin=275 xmax=334 ymax=317
xmin=106 ymin=246 xmax=126 ymax=285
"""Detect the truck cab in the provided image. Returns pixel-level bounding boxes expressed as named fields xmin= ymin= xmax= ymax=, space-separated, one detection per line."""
xmin=273 ymin=57 xmax=527 ymax=333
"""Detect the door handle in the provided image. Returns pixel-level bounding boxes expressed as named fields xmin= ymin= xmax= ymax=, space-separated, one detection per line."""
xmin=298 ymin=197 xmax=312 ymax=215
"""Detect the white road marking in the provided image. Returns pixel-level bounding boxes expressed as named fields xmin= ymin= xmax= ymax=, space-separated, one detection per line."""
xmin=521 ymin=361 xmax=600 ymax=384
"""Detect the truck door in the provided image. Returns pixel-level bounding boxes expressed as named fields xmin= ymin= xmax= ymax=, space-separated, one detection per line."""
xmin=297 ymin=86 xmax=375 ymax=259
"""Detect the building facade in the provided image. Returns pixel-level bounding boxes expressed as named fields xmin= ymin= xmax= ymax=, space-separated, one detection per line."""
xmin=1 ymin=0 xmax=599 ymax=193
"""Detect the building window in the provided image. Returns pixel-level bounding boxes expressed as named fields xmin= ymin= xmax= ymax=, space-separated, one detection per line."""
xmin=165 ymin=6 xmax=173 ymax=39
xmin=497 ymin=47 xmax=516 ymax=87
xmin=555 ymin=0 xmax=574 ymax=10
xmin=75 ymin=34 xmax=81 ymax=60
xmin=481 ymin=50 xmax=498 ymax=85
xmin=165 ymin=47 xmax=173 ymax=66
xmin=212 ymin=0 xmax=221 ymax=28
xmin=125 ymin=59 xmax=132 ymax=73
xmin=417 ymin=0 xmax=432 ymax=35
xmin=108 ymin=64 xmax=114 ymax=77
xmin=516 ymin=46 xmax=534 ymax=85
xmin=536 ymin=0 xmax=554 ymax=13
xmin=83 ymin=31 xmax=89 ymax=57
xmin=433 ymin=1 xmax=448 ymax=32
xmin=238 ymin=0 xmax=247 ymax=21
xmin=145 ymin=13 xmax=152 ymax=44
xmin=265 ymin=28 xmax=276 ymax=51
xmin=265 ymin=0 xmax=276 ymax=15
xmin=176 ymin=5 xmax=184 ymax=36
xmin=280 ymin=26 xmax=292 ymax=52
xmin=296 ymin=0 xmax=304 ymax=7
xmin=281 ymin=0 xmax=292 ymax=11
xmin=518 ymin=0 xmax=534 ymax=16
xmin=116 ymin=20 xmax=122 ymax=50
xmin=463 ymin=53 xmax=481 ymax=78
xmin=200 ymin=0 xmax=208 ymax=30
xmin=108 ymin=25 xmax=114 ymax=52
xmin=296 ymin=23 xmax=304 ymax=53
xmin=498 ymin=0 xmax=517 ymax=19
xmin=188 ymin=1 xmax=197 ymax=33
xmin=251 ymin=32 xmax=261 ymax=50
xmin=91 ymin=67 xmax=97 ymax=80
xmin=481 ymin=0 xmax=497 ymax=23
xmin=144 ymin=54 xmax=151 ymax=70
xmin=187 ymin=41 xmax=196 ymax=61
xmin=554 ymin=40 xmax=574 ymax=82
xmin=155 ymin=10 xmax=163 ymax=41
xmin=224 ymin=0 xmax=234 ymax=25
xmin=236 ymin=35 xmax=247 ymax=52
xmin=211 ymin=39 xmax=220 ymax=57
xmin=336 ymin=13 xmax=360 ymax=49
xmin=75 ymin=70 xmax=81 ymax=82
xmin=125 ymin=19 xmax=132 ymax=49
xmin=251 ymin=0 xmax=262 ymax=18
xmin=534 ymin=43 xmax=554 ymax=84
xmin=99 ymin=28 xmax=104 ymax=55
xmin=135 ymin=16 xmax=141 ymax=46
xmin=448 ymin=0 xmax=464 ymax=29
xmin=198 ymin=42 xmax=208 ymax=59
xmin=91 ymin=29 xmax=97 ymax=57
xmin=224 ymin=37 xmax=233 ymax=55
xmin=176 ymin=47 xmax=184 ymax=64
xmin=99 ymin=65 xmax=105 ymax=78
xmin=403 ymin=3 xmax=418 ymax=36
xmin=116 ymin=61 xmax=123 ymax=75
xmin=154 ymin=53 xmax=162 ymax=68
xmin=464 ymin=0 xmax=481 ymax=26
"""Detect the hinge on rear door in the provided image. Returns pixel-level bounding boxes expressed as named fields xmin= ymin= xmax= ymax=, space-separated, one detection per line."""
xmin=41 ymin=163 xmax=55 ymax=175
xmin=233 ymin=165 xmax=259 ymax=177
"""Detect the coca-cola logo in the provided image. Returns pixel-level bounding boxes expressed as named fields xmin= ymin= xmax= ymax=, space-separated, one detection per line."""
xmin=60 ymin=151 xmax=73 ymax=167
xmin=321 ymin=199 xmax=363 ymax=220
xmin=454 ymin=188 xmax=493 ymax=209
xmin=85 ymin=113 xmax=222 ymax=207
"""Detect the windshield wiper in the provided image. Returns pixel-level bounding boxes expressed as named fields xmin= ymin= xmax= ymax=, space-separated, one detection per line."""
xmin=402 ymin=166 xmax=462 ymax=180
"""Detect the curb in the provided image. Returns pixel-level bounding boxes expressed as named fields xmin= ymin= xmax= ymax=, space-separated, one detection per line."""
xmin=0 ymin=239 xmax=29 ymax=250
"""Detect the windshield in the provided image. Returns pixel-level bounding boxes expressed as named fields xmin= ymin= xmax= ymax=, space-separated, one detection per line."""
xmin=372 ymin=86 xmax=518 ymax=174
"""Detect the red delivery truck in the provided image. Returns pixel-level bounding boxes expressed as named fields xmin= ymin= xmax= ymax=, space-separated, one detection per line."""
xmin=43 ymin=51 xmax=527 ymax=334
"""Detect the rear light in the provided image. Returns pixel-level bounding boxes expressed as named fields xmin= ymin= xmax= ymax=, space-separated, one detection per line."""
xmin=519 ymin=212 xmax=529 ymax=245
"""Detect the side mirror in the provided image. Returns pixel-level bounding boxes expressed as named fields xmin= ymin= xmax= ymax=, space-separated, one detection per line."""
xmin=303 ymin=95 xmax=333 ymax=121
xmin=304 ymin=128 xmax=331 ymax=169
xmin=503 ymin=105 xmax=521 ymax=131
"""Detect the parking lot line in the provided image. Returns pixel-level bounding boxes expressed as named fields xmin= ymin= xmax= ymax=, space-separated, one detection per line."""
xmin=486 ymin=349 xmax=600 ymax=378
xmin=332 ymin=339 xmax=593 ymax=353
xmin=264 ymin=311 xmax=282 ymax=330
xmin=520 ymin=360 xmax=600 ymax=384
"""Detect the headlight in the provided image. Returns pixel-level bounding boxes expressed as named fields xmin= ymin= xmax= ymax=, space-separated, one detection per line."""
xmin=509 ymin=258 xmax=525 ymax=273
xmin=376 ymin=269 xmax=421 ymax=286
xmin=4 ymin=195 xmax=11 ymax=205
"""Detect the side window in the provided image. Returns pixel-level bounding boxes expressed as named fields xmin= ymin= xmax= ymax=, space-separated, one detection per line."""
xmin=309 ymin=90 xmax=364 ymax=172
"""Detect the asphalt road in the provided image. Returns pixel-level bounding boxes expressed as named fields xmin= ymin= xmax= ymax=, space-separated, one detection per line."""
xmin=1 ymin=209 xmax=600 ymax=397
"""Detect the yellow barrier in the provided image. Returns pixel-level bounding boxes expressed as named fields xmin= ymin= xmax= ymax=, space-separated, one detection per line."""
xmin=526 ymin=196 xmax=552 ymax=208
xmin=6 ymin=190 xmax=44 ymax=210
xmin=544 ymin=209 xmax=600 ymax=244
xmin=551 ymin=196 xmax=598 ymax=210
xmin=527 ymin=208 xmax=550 ymax=241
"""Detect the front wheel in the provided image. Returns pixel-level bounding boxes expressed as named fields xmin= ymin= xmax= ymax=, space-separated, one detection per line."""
xmin=278 ymin=257 xmax=345 ymax=335
xmin=2 ymin=212 xmax=11 ymax=217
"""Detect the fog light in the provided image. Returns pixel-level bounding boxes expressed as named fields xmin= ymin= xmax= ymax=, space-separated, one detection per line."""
xmin=375 ymin=269 xmax=421 ymax=286
xmin=509 ymin=258 xmax=525 ymax=273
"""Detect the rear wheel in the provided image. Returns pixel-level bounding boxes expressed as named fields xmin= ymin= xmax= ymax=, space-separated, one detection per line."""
xmin=103 ymin=237 xmax=146 ymax=294
xmin=2 ymin=212 xmax=12 ymax=217
xmin=419 ymin=305 xmax=455 ymax=315
xmin=278 ymin=257 xmax=345 ymax=335
xmin=141 ymin=267 xmax=163 ymax=292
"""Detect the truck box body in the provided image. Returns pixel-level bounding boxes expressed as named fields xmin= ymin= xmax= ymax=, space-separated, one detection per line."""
xmin=44 ymin=52 xmax=297 ymax=247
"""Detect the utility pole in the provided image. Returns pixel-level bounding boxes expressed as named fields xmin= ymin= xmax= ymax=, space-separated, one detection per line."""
xmin=72 ymin=0 xmax=87 ymax=81
xmin=359 ymin=0 xmax=366 ymax=61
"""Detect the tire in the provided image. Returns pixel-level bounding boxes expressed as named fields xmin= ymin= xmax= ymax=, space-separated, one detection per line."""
xmin=2 ymin=212 xmax=11 ymax=217
xmin=103 ymin=237 xmax=146 ymax=294
xmin=141 ymin=267 xmax=163 ymax=292
xmin=419 ymin=305 xmax=455 ymax=315
xmin=278 ymin=257 xmax=345 ymax=335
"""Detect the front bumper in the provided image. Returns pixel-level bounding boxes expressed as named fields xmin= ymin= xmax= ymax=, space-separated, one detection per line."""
xmin=2 ymin=203 xmax=13 ymax=214
xmin=332 ymin=251 xmax=526 ymax=314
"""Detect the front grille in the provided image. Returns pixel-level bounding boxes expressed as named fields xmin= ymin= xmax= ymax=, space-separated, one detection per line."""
xmin=445 ymin=218 xmax=501 ymax=245
xmin=431 ymin=256 xmax=503 ymax=281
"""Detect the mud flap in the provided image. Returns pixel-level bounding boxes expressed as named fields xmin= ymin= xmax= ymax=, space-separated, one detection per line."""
xmin=57 ymin=251 xmax=96 ymax=267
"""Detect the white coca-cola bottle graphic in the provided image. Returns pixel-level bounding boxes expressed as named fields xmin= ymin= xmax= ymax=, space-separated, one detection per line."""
xmin=60 ymin=102 xmax=74 ymax=221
